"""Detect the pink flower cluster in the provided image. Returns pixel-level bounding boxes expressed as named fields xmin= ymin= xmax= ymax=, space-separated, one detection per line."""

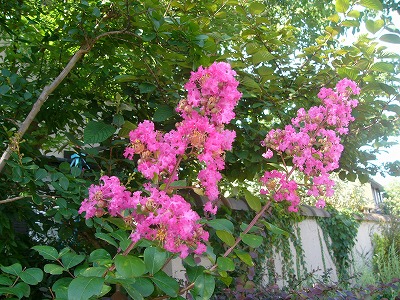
xmin=123 ymin=62 xmax=242 ymax=213
xmin=78 ymin=176 xmax=208 ymax=258
xmin=80 ymin=62 xmax=241 ymax=258
xmin=260 ymin=79 xmax=360 ymax=212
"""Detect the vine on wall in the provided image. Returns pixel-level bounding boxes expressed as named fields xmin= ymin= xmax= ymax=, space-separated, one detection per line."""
xmin=317 ymin=206 xmax=360 ymax=282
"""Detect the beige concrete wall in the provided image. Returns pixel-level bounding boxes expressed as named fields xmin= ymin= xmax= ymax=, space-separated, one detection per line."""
xmin=167 ymin=212 xmax=386 ymax=288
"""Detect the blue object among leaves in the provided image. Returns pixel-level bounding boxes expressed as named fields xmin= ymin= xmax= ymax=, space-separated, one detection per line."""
xmin=70 ymin=153 xmax=90 ymax=170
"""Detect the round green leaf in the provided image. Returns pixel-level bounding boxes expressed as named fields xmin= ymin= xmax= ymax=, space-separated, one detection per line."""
xmin=360 ymin=0 xmax=383 ymax=10
xmin=52 ymin=277 xmax=73 ymax=299
xmin=14 ymin=282 xmax=30 ymax=298
xmin=34 ymin=168 xmax=48 ymax=181
xmin=249 ymin=2 xmax=265 ymax=15
xmin=1 ymin=263 xmax=22 ymax=276
xmin=193 ymin=273 xmax=215 ymax=300
xmin=335 ymin=0 xmax=349 ymax=13
xmin=144 ymin=247 xmax=168 ymax=275
xmin=138 ymin=82 xmax=156 ymax=93
xmin=115 ymin=254 xmax=146 ymax=277
xmin=84 ymin=121 xmax=116 ymax=144
xmin=380 ymin=34 xmax=400 ymax=44
xmin=67 ymin=276 xmax=104 ymax=300
xmin=207 ymin=219 xmax=234 ymax=233
xmin=79 ymin=267 xmax=108 ymax=277
xmin=44 ymin=264 xmax=64 ymax=275
xmin=32 ymin=246 xmax=58 ymax=260
xmin=371 ymin=62 xmax=395 ymax=73
xmin=151 ymin=271 xmax=179 ymax=298
xmin=241 ymin=233 xmax=263 ymax=248
xmin=20 ymin=268 xmax=43 ymax=285
xmin=234 ymin=249 xmax=254 ymax=266
xmin=122 ymin=284 xmax=144 ymax=300
xmin=0 ymin=275 xmax=13 ymax=286
xmin=131 ymin=277 xmax=155 ymax=297
xmin=365 ymin=19 xmax=384 ymax=34
xmin=153 ymin=104 xmax=175 ymax=122
xmin=216 ymin=230 xmax=235 ymax=247
xmin=217 ymin=257 xmax=235 ymax=272
xmin=61 ymin=252 xmax=85 ymax=269
xmin=0 ymin=286 xmax=24 ymax=298
xmin=89 ymin=249 xmax=111 ymax=264
xmin=244 ymin=190 xmax=261 ymax=212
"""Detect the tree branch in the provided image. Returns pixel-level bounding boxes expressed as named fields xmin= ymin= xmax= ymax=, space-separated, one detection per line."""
xmin=0 ymin=29 xmax=139 ymax=174
xmin=0 ymin=195 xmax=31 ymax=204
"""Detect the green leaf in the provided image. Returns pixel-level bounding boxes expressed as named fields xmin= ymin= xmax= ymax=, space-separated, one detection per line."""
xmin=67 ymin=276 xmax=104 ymax=300
xmin=131 ymin=277 xmax=155 ymax=297
xmin=337 ymin=67 xmax=358 ymax=80
xmin=59 ymin=176 xmax=70 ymax=190
xmin=1 ymin=263 xmax=22 ymax=276
xmin=217 ymin=257 xmax=235 ymax=272
xmin=240 ymin=233 xmax=263 ymax=248
xmin=380 ymin=34 xmax=400 ymax=44
xmin=0 ymin=275 xmax=13 ymax=286
xmin=144 ymin=247 xmax=168 ymax=275
xmin=92 ymin=6 xmax=101 ymax=17
xmin=71 ymin=166 xmax=81 ymax=177
xmin=246 ymin=42 xmax=260 ymax=55
xmin=185 ymin=265 xmax=205 ymax=282
xmin=207 ymin=219 xmax=234 ymax=233
xmin=193 ymin=273 xmax=215 ymax=300
xmin=0 ymin=286 xmax=24 ymax=298
xmin=113 ymin=114 xmax=125 ymax=127
xmin=58 ymin=247 xmax=71 ymax=258
xmin=44 ymin=264 xmax=64 ymax=275
xmin=241 ymin=76 xmax=260 ymax=91
xmin=386 ymin=104 xmax=400 ymax=115
xmin=261 ymin=220 xmax=290 ymax=237
xmin=371 ymin=62 xmax=395 ymax=73
xmin=327 ymin=14 xmax=340 ymax=23
xmin=94 ymin=232 xmax=118 ymax=248
xmin=360 ymin=0 xmax=383 ymax=10
xmin=34 ymin=168 xmax=47 ymax=181
xmin=114 ymin=74 xmax=137 ymax=83
xmin=365 ymin=19 xmax=384 ymax=34
xmin=118 ymin=120 xmax=137 ymax=138
xmin=335 ymin=0 xmax=349 ymax=13
xmin=79 ymin=267 xmax=108 ymax=277
xmin=252 ymin=49 xmax=274 ymax=64
xmin=14 ymin=282 xmax=30 ymax=298
xmin=138 ymin=82 xmax=156 ymax=94
xmin=0 ymin=84 xmax=10 ymax=95
xmin=61 ymin=252 xmax=85 ymax=269
xmin=19 ymin=268 xmax=43 ymax=285
xmin=341 ymin=20 xmax=360 ymax=27
xmin=347 ymin=10 xmax=360 ymax=18
xmin=249 ymin=2 xmax=265 ymax=15
xmin=244 ymin=190 xmax=261 ymax=212
xmin=89 ymin=249 xmax=112 ymax=264
xmin=347 ymin=172 xmax=357 ymax=182
xmin=151 ymin=271 xmax=179 ymax=298
xmin=153 ymin=104 xmax=175 ymax=122
xmin=122 ymin=284 xmax=144 ymax=300
xmin=234 ymin=249 xmax=254 ymax=266
xmin=84 ymin=121 xmax=116 ymax=144
xmin=216 ymin=230 xmax=235 ymax=246
xmin=115 ymin=254 xmax=146 ymax=277
xmin=53 ymin=277 xmax=72 ymax=299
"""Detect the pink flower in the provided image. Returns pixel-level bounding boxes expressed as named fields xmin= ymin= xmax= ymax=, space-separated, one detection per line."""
xmin=260 ymin=79 xmax=360 ymax=211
